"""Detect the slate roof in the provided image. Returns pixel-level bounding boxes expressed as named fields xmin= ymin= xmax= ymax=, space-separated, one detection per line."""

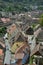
xmin=16 ymin=35 xmax=24 ymax=42
xmin=15 ymin=33 xmax=25 ymax=42
xmin=25 ymin=27 xmax=34 ymax=35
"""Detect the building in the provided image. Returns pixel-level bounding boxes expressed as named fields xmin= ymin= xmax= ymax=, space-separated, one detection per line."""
xmin=1 ymin=18 xmax=11 ymax=23
xmin=37 ymin=28 xmax=43 ymax=42
xmin=30 ymin=43 xmax=43 ymax=65
xmin=24 ymin=27 xmax=36 ymax=52
xmin=30 ymin=27 xmax=43 ymax=65
xmin=11 ymin=33 xmax=26 ymax=53
xmin=11 ymin=33 xmax=30 ymax=65
xmin=0 ymin=41 xmax=5 ymax=65
xmin=7 ymin=24 xmax=19 ymax=43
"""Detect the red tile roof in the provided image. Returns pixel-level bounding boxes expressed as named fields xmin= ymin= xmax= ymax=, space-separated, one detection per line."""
xmin=1 ymin=18 xmax=11 ymax=23
xmin=0 ymin=49 xmax=3 ymax=55
xmin=15 ymin=53 xmax=24 ymax=59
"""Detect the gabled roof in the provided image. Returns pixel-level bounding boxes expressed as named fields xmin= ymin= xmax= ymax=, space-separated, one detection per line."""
xmin=16 ymin=33 xmax=25 ymax=42
xmin=30 ymin=44 xmax=43 ymax=56
xmin=16 ymin=35 xmax=24 ymax=42
xmin=0 ymin=49 xmax=3 ymax=55
xmin=25 ymin=27 xmax=34 ymax=35
xmin=11 ymin=42 xmax=24 ymax=53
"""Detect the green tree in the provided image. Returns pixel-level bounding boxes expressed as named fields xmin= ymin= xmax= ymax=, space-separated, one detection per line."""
xmin=0 ymin=27 xmax=7 ymax=37
xmin=29 ymin=56 xmax=34 ymax=65
xmin=40 ymin=14 xmax=43 ymax=26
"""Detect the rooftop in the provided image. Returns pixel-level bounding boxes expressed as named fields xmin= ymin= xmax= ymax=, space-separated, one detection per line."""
xmin=1 ymin=18 xmax=11 ymax=23
xmin=7 ymin=24 xmax=17 ymax=34
xmin=37 ymin=28 xmax=43 ymax=42
xmin=30 ymin=44 xmax=43 ymax=56
xmin=11 ymin=42 xmax=24 ymax=53
xmin=0 ymin=49 xmax=3 ymax=55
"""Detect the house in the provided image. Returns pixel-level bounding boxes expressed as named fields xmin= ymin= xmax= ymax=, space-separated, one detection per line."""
xmin=34 ymin=27 xmax=43 ymax=44
xmin=37 ymin=28 xmax=43 ymax=42
xmin=11 ymin=32 xmax=30 ymax=65
xmin=0 ymin=48 xmax=3 ymax=65
xmin=30 ymin=44 xmax=40 ymax=56
xmin=25 ymin=27 xmax=34 ymax=35
xmin=28 ymin=27 xmax=43 ymax=65
xmin=11 ymin=33 xmax=26 ymax=53
xmin=30 ymin=43 xmax=43 ymax=65
xmin=11 ymin=42 xmax=25 ymax=53
xmin=24 ymin=27 xmax=36 ymax=52
xmin=1 ymin=18 xmax=11 ymax=23
xmin=7 ymin=24 xmax=19 ymax=43
xmin=0 ymin=41 xmax=5 ymax=64
xmin=11 ymin=42 xmax=30 ymax=65
xmin=0 ymin=49 xmax=3 ymax=55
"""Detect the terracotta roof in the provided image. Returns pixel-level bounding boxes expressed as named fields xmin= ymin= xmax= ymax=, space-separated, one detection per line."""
xmin=11 ymin=41 xmax=30 ymax=55
xmin=0 ymin=41 xmax=5 ymax=56
xmin=15 ymin=53 xmax=24 ymax=59
xmin=7 ymin=24 xmax=16 ymax=34
xmin=0 ymin=49 xmax=3 ymax=55
xmin=1 ymin=18 xmax=11 ymax=23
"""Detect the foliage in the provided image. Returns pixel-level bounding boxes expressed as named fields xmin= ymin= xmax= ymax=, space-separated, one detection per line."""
xmin=39 ymin=58 xmax=43 ymax=65
xmin=0 ymin=0 xmax=43 ymax=12
xmin=0 ymin=27 xmax=7 ymax=37
xmin=32 ymin=24 xmax=37 ymax=29
xmin=29 ymin=56 xmax=34 ymax=64
xmin=40 ymin=14 xmax=43 ymax=26
xmin=38 ymin=6 xmax=43 ymax=10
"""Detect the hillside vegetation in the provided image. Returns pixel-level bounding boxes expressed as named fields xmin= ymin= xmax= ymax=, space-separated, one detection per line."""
xmin=0 ymin=0 xmax=43 ymax=12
